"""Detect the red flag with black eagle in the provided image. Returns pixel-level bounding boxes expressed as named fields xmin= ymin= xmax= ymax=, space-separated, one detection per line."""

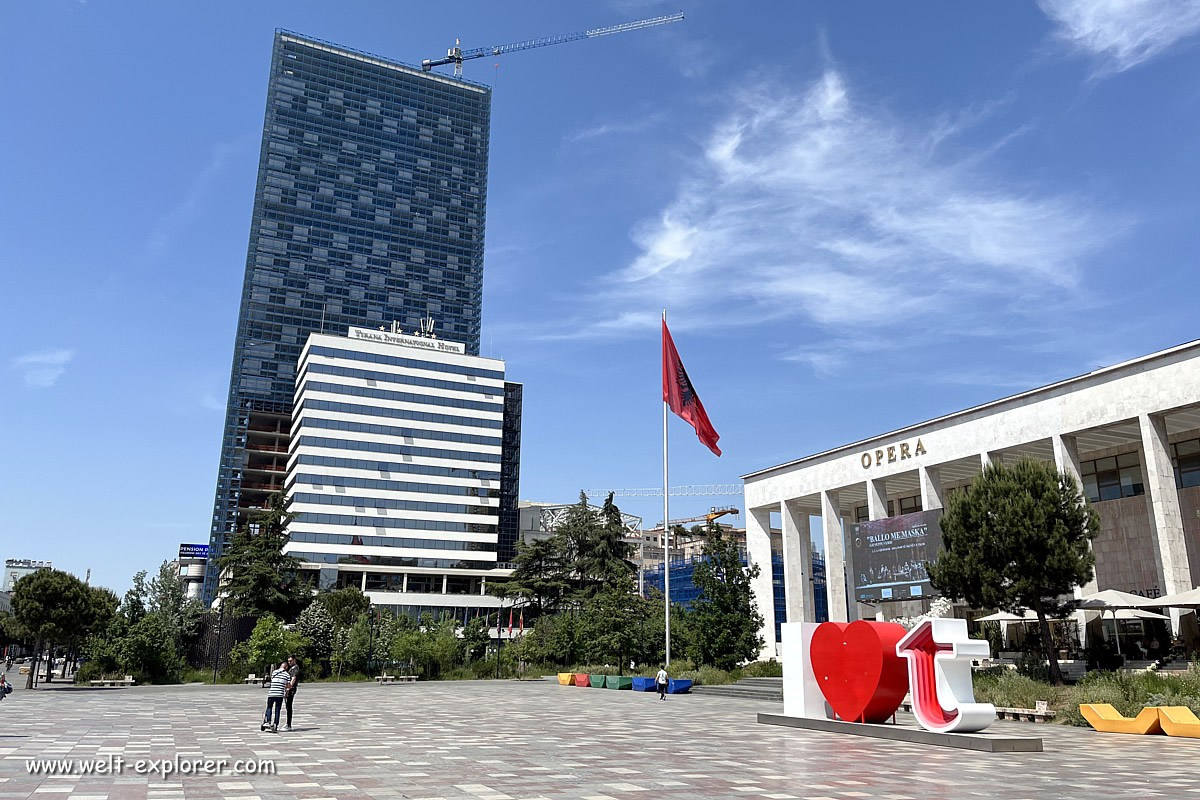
xmin=662 ymin=319 xmax=721 ymax=457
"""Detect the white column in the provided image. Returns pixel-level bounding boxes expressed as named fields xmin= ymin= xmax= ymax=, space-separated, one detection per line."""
xmin=747 ymin=506 xmax=777 ymax=659
xmin=919 ymin=465 xmax=944 ymax=512
xmin=1139 ymin=413 xmax=1192 ymax=597
xmin=1053 ymin=433 xmax=1094 ymax=645
xmin=360 ymin=572 xmax=367 ymax=592
xmin=781 ymin=501 xmax=813 ymax=623
xmin=867 ymin=478 xmax=888 ymax=520
xmin=480 ymin=577 xmax=487 ymax=596
xmin=822 ymin=489 xmax=848 ymax=622
xmin=402 ymin=573 xmax=408 ymax=592
xmin=441 ymin=574 xmax=449 ymax=594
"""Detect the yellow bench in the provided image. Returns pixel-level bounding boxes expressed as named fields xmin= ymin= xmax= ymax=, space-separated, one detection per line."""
xmin=557 ymin=672 xmax=575 ymax=685
xmin=1079 ymin=704 xmax=1163 ymax=735
xmin=1156 ymin=706 xmax=1200 ymax=738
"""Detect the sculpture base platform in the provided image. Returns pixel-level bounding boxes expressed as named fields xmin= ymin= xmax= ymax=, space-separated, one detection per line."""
xmin=757 ymin=713 xmax=1043 ymax=753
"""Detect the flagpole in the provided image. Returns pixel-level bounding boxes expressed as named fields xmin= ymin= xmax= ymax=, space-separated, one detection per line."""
xmin=663 ymin=309 xmax=671 ymax=667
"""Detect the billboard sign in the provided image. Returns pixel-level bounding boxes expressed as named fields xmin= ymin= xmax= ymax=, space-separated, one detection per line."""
xmin=850 ymin=510 xmax=942 ymax=603
xmin=178 ymin=543 xmax=210 ymax=560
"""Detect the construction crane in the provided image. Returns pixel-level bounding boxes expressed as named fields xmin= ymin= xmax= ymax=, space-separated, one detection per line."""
xmin=584 ymin=484 xmax=743 ymax=499
xmin=422 ymin=11 xmax=684 ymax=78
xmin=651 ymin=506 xmax=740 ymax=530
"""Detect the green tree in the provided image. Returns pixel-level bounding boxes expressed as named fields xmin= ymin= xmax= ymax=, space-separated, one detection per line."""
xmin=591 ymin=494 xmax=636 ymax=592
xmin=117 ymin=612 xmax=182 ymax=684
xmin=461 ymin=615 xmax=491 ymax=662
xmin=216 ymin=488 xmax=309 ymax=620
xmin=318 ymin=587 xmax=371 ymax=629
xmin=554 ymin=492 xmax=635 ymax=598
xmin=486 ymin=537 xmax=569 ymax=616
xmin=928 ymin=459 xmax=1099 ymax=685
xmin=346 ymin=612 xmax=372 ymax=675
xmin=246 ymin=615 xmax=288 ymax=673
xmin=330 ymin=627 xmax=352 ymax=681
xmin=687 ymin=523 xmax=764 ymax=671
xmin=295 ymin=600 xmax=335 ymax=668
xmin=146 ymin=560 xmax=204 ymax=647
xmin=10 ymin=569 xmax=93 ymax=688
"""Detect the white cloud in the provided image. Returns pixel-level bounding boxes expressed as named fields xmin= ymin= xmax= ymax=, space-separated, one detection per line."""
xmin=552 ymin=67 xmax=1123 ymax=366
xmin=11 ymin=349 xmax=75 ymax=388
xmin=565 ymin=112 xmax=666 ymax=144
xmin=147 ymin=139 xmax=245 ymax=255
xmin=1039 ymin=0 xmax=1200 ymax=73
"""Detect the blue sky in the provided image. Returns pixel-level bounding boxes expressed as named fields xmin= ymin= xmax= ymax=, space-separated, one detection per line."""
xmin=3 ymin=1 xmax=1200 ymax=591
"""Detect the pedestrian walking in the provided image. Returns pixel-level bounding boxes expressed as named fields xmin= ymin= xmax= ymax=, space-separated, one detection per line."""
xmin=261 ymin=661 xmax=289 ymax=733
xmin=284 ymin=655 xmax=300 ymax=731
xmin=656 ymin=665 xmax=669 ymax=701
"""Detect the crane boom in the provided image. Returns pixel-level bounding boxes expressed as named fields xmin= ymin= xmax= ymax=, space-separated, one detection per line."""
xmin=584 ymin=484 xmax=743 ymax=498
xmin=422 ymin=11 xmax=684 ymax=77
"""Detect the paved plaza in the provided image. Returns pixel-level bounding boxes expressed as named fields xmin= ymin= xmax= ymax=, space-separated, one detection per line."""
xmin=0 ymin=679 xmax=1194 ymax=799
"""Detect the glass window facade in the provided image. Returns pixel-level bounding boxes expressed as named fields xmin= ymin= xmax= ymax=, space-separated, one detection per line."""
xmin=498 ymin=382 xmax=523 ymax=566
xmin=205 ymin=30 xmax=492 ymax=601
xmin=1081 ymin=452 xmax=1144 ymax=502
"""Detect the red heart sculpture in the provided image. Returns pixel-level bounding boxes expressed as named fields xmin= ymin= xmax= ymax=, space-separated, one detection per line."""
xmin=810 ymin=620 xmax=909 ymax=723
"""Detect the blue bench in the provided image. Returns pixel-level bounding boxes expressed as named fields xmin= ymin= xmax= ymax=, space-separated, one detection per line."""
xmin=668 ymin=678 xmax=693 ymax=694
xmin=632 ymin=677 xmax=656 ymax=692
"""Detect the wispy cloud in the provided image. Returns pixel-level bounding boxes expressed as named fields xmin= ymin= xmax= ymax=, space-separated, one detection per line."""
xmin=565 ymin=112 xmax=666 ymax=143
xmin=11 ymin=349 xmax=75 ymax=388
xmin=1038 ymin=0 xmax=1200 ymax=74
xmin=146 ymin=139 xmax=245 ymax=255
xmin=544 ymin=67 xmax=1124 ymax=363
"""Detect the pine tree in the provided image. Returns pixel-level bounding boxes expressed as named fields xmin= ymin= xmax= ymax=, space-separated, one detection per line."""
xmin=928 ymin=459 xmax=1099 ymax=685
xmin=216 ymin=488 xmax=309 ymax=620
xmin=486 ymin=537 xmax=569 ymax=616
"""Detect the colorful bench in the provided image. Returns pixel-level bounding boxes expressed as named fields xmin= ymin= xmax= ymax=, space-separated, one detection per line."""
xmin=606 ymin=676 xmax=632 ymax=690
xmin=574 ymin=673 xmax=590 ymax=687
xmin=1079 ymin=704 xmax=1163 ymax=735
xmin=557 ymin=672 xmax=575 ymax=685
xmin=1157 ymin=706 xmax=1200 ymax=738
xmin=631 ymin=677 xmax=656 ymax=692
xmin=588 ymin=674 xmax=606 ymax=688
xmin=667 ymin=678 xmax=693 ymax=694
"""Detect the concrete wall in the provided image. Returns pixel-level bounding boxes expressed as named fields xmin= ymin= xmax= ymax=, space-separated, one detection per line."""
xmin=1178 ymin=486 xmax=1200 ymax=588
xmin=1092 ymin=496 xmax=1162 ymax=595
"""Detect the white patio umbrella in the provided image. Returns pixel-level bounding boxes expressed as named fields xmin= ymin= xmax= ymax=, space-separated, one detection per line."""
xmin=975 ymin=610 xmax=1040 ymax=623
xmin=1078 ymin=590 xmax=1165 ymax=654
xmin=1137 ymin=587 xmax=1200 ymax=608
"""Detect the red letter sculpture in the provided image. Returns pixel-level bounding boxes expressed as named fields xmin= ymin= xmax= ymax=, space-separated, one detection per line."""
xmin=896 ymin=618 xmax=996 ymax=733
xmin=810 ymin=620 xmax=908 ymax=723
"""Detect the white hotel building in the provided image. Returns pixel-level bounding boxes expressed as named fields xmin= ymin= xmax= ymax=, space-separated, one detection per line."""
xmin=743 ymin=340 xmax=1200 ymax=657
xmin=284 ymin=325 xmax=521 ymax=621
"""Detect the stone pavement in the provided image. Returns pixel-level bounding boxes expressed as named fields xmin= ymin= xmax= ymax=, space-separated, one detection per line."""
xmin=0 ymin=679 xmax=1193 ymax=799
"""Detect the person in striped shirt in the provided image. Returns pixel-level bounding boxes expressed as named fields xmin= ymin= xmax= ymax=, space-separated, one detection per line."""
xmin=261 ymin=661 xmax=290 ymax=733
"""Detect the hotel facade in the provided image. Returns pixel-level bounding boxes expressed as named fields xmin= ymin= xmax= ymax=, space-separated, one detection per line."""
xmin=205 ymin=30 xmax=492 ymax=602
xmin=283 ymin=325 xmax=520 ymax=621
xmin=743 ymin=340 xmax=1200 ymax=657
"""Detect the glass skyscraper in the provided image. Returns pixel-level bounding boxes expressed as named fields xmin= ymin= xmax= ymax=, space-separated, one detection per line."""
xmin=205 ymin=30 xmax=492 ymax=601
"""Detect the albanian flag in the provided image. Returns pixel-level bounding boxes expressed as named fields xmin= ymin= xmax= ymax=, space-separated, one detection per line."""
xmin=662 ymin=318 xmax=721 ymax=457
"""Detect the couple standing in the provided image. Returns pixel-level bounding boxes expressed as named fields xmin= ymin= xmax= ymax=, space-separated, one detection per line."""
xmin=261 ymin=655 xmax=300 ymax=733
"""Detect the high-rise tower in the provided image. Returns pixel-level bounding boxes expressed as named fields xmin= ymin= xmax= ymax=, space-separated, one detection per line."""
xmin=205 ymin=31 xmax=491 ymax=601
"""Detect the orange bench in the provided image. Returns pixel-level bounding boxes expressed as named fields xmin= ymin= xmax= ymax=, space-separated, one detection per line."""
xmin=1156 ymin=706 xmax=1200 ymax=738
xmin=1079 ymin=704 xmax=1163 ymax=735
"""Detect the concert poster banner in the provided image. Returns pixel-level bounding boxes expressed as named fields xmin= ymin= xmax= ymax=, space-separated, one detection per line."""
xmin=850 ymin=510 xmax=943 ymax=603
